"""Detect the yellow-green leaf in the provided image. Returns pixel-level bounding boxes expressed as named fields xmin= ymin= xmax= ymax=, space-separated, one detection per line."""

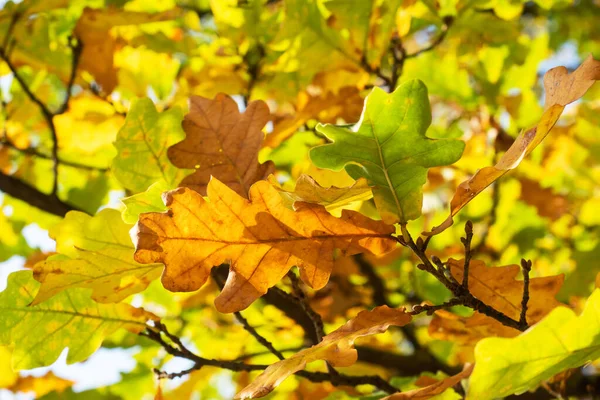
xmin=468 ymin=289 xmax=600 ymax=399
xmin=112 ymin=98 xmax=191 ymax=193
xmin=0 ymin=271 xmax=156 ymax=370
xmin=32 ymin=209 xmax=162 ymax=304
xmin=310 ymin=80 xmax=465 ymax=224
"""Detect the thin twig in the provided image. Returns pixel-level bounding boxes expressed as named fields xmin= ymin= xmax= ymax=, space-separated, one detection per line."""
xmin=211 ymin=268 xmax=285 ymax=361
xmin=520 ymin=259 xmax=532 ymax=329
xmin=404 ymin=17 xmax=454 ymax=59
xmin=461 ymin=221 xmax=474 ymax=289
xmin=143 ymin=320 xmax=398 ymax=394
xmin=0 ymin=139 xmax=109 ymax=171
xmin=398 ymin=225 xmax=527 ymax=332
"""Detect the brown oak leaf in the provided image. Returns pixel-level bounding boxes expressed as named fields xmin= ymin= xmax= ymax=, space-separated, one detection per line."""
xmin=167 ymin=94 xmax=274 ymax=197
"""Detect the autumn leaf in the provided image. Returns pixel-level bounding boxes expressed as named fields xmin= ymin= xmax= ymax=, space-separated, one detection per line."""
xmin=0 ymin=270 xmax=156 ymax=370
xmin=427 ymin=56 xmax=600 ymax=235
xmin=31 ymin=209 xmax=162 ymax=304
xmin=468 ymin=289 xmax=600 ymax=399
xmin=310 ymin=79 xmax=465 ymax=224
xmin=429 ymin=259 xmax=564 ymax=343
xmin=236 ymin=305 xmax=411 ymax=399
xmin=383 ymin=364 xmax=473 ymax=399
xmin=74 ymin=7 xmax=180 ymax=93
xmin=132 ymin=178 xmax=396 ymax=313
xmin=8 ymin=372 xmax=73 ymax=398
xmin=112 ymin=98 xmax=190 ymax=193
xmin=167 ymin=94 xmax=275 ymax=198
xmin=264 ymin=87 xmax=365 ymax=149
xmin=269 ymin=174 xmax=373 ymax=212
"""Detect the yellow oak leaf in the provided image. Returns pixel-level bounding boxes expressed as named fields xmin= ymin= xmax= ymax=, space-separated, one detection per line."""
xmin=32 ymin=209 xmax=162 ymax=305
xmin=167 ymin=94 xmax=274 ymax=198
xmin=427 ymin=56 xmax=600 ymax=235
xmin=236 ymin=305 xmax=411 ymax=399
xmin=383 ymin=364 xmax=473 ymax=400
xmin=269 ymin=174 xmax=373 ymax=212
xmin=429 ymin=259 xmax=564 ymax=343
xmin=132 ymin=178 xmax=396 ymax=313
xmin=74 ymin=7 xmax=180 ymax=93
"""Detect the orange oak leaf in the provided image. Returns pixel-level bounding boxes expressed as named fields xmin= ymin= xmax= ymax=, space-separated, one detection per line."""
xmin=132 ymin=178 xmax=396 ymax=313
xmin=167 ymin=94 xmax=275 ymax=197
xmin=383 ymin=364 xmax=473 ymax=400
xmin=426 ymin=56 xmax=600 ymax=235
xmin=429 ymin=259 xmax=565 ymax=343
xmin=235 ymin=306 xmax=411 ymax=399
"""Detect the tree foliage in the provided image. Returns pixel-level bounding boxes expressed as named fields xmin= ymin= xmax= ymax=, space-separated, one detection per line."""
xmin=0 ymin=0 xmax=599 ymax=399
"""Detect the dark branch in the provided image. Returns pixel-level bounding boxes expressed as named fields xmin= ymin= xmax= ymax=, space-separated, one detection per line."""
xmin=399 ymin=224 xmax=528 ymax=332
xmin=520 ymin=259 xmax=532 ymax=329
xmin=461 ymin=221 xmax=474 ymax=289
xmin=143 ymin=320 xmax=398 ymax=394
xmin=0 ymin=171 xmax=80 ymax=216
xmin=211 ymin=268 xmax=285 ymax=361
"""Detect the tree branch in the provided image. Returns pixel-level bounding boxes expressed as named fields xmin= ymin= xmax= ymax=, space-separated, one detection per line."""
xmin=519 ymin=259 xmax=532 ymax=329
xmin=0 ymin=171 xmax=80 ymax=216
xmin=143 ymin=320 xmax=398 ymax=394
xmin=211 ymin=268 xmax=285 ymax=361
xmin=399 ymin=223 xmax=528 ymax=332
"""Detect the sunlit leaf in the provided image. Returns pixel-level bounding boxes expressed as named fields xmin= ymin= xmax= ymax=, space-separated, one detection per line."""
xmin=132 ymin=178 xmax=396 ymax=312
xmin=32 ymin=209 xmax=162 ymax=304
xmin=0 ymin=270 xmax=156 ymax=370
xmin=168 ymin=93 xmax=274 ymax=197
xmin=112 ymin=98 xmax=190 ymax=193
xmin=468 ymin=289 xmax=600 ymax=399
xmin=311 ymin=80 xmax=465 ymax=223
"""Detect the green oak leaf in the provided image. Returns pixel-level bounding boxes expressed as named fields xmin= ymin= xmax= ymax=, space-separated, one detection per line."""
xmin=310 ymin=79 xmax=465 ymax=223
xmin=31 ymin=209 xmax=162 ymax=304
xmin=468 ymin=289 xmax=600 ymax=399
xmin=121 ymin=181 xmax=169 ymax=224
xmin=112 ymin=98 xmax=191 ymax=193
xmin=0 ymin=270 xmax=155 ymax=370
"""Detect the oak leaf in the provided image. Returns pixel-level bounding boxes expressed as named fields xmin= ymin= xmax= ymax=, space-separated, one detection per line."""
xmin=429 ymin=259 xmax=564 ymax=343
xmin=427 ymin=56 xmax=600 ymax=235
xmin=269 ymin=174 xmax=373 ymax=212
xmin=8 ymin=372 xmax=73 ymax=398
xmin=32 ymin=209 xmax=162 ymax=304
xmin=236 ymin=305 xmax=411 ymax=399
xmin=0 ymin=271 xmax=156 ymax=370
xmin=310 ymin=79 xmax=465 ymax=224
xmin=132 ymin=178 xmax=396 ymax=313
xmin=167 ymin=94 xmax=274 ymax=198
xmin=383 ymin=364 xmax=473 ymax=400
xmin=264 ymin=87 xmax=365 ymax=149
xmin=468 ymin=289 xmax=600 ymax=399
xmin=112 ymin=98 xmax=190 ymax=193
xmin=74 ymin=7 xmax=180 ymax=93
